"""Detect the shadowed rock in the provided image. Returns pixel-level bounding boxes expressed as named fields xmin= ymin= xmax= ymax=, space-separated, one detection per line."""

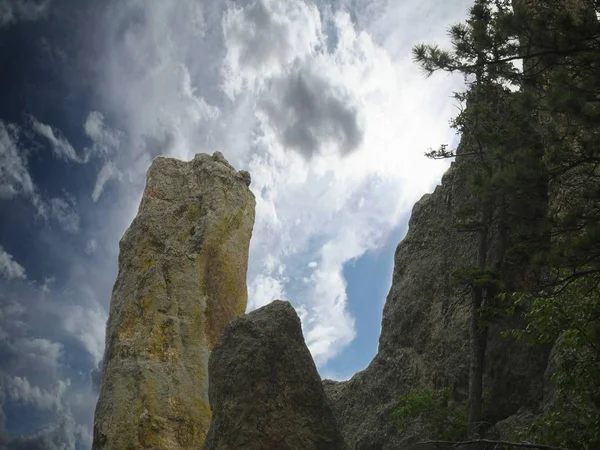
xmin=204 ymin=300 xmax=347 ymax=450
xmin=93 ymin=152 xmax=255 ymax=449
xmin=323 ymin=151 xmax=549 ymax=449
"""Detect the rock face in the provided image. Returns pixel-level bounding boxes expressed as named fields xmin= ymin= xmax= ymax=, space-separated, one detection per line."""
xmin=93 ymin=152 xmax=255 ymax=449
xmin=323 ymin=154 xmax=549 ymax=449
xmin=204 ymin=300 xmax=347 ymax=450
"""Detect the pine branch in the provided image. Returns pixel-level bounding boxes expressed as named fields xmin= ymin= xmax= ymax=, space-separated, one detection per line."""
xmin=430 ymin=45 xmax=598 ymax=75
xmin=417 ymin=438 xmax=574 ymax=450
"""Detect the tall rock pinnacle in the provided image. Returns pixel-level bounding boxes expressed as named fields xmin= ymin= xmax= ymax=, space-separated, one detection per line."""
xmin=92 ymin=152 xmax=255 ymax=449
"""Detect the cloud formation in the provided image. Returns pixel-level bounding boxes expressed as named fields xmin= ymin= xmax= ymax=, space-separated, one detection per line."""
xmin=0 ymin=0 xmax=479 ymax=446
xmin=81 ymin=0 xmax=469 ymax=369
xmin=0 ymin=119 xmax=84 ymax=234
xmin=31 ymin=118 xmax=83 ymax=163
xmin=5 ymin=376 xmax=68 ymax=411
xmin=0 ymin=247 xmax=26 ymax=280
xmin=84 ymin=112 xmax=121 ymax=157
xmin=50 ymin=197 xmax=80 ymax=233
xmin=91 ymin=161 xmax=119 ymax=202
xmin=0 ymin=0 xmax=52 ymax=27
xmin=0 ymin=278 xmax=98 ymax=448
xmin=222 ymin=0 xmax=323 ymax=97
xmin=260 ymin=61 xmax=364 ymax=158
xmin=0 ymin=120 xmax=45 ymax=216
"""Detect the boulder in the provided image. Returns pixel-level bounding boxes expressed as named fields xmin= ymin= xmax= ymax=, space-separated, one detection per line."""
xmin=204 ymin=300 xmax=347 ymax=450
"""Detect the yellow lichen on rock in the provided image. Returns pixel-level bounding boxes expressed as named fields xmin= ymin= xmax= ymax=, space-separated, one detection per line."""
xmin=92 ymin=152 xmax=255 ymax=449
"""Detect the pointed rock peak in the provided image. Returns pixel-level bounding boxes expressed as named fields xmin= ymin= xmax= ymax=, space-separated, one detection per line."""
xmin=205 ymin=300 xmax=348 ymax=450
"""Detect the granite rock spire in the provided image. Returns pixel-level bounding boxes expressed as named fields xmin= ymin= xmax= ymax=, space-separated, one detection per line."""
xmin=93 ymin=152 xmax=255 ymax=449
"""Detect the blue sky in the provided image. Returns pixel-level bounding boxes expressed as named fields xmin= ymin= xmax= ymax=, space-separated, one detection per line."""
xmin=0 ymin=0 xmax=470 ymax=448
xmin=322 ymin=219 xmax=409 ymax=380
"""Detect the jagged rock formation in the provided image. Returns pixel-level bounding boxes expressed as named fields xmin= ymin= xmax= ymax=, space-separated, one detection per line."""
xmin=93 ymin=152 xmax=255 ymax=449
xmin=323 ymin=154 xmax=549 ymax=449
xmin=204 ymin=300 xmax=347 ymax=450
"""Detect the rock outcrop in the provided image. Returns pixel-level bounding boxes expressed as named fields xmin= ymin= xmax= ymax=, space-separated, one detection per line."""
xmin=323 ymin=154 xmax=549 ymax=449
xmin=204 ymin=300 xmax=347 ymax=450
xmin=93 ymin=152 xmax=255 ymax=449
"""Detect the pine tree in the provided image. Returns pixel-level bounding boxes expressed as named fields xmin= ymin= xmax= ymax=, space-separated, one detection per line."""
xmin=412 ymin=0 xmax=600 ymax=445
xmin=415 ymin=0 xmax=543 ymax=437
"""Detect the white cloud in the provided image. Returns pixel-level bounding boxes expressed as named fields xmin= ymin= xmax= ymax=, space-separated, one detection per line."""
xmin=92 ymin=161 xmax=120 ymax=202
xmin=31 ymin=118 xmax=83 ymax=163
xmin=0 ymin=120 xmax=46 ymax=216
xmin=0 ymin=0 xmax=52 ymax=27
xmin=248 ymin=274 xmax=286 ymax=309
xmin=240 ymin=8 xmax=462 ymax=364
xmin=0 ymin=246 xmax=26 ymax=280
xmin=222 ymin=0 xmax=323 ymax=97
xmin=40 ymin=277 xmax=55 ymax=294
xmin=13 ymin=337 xmax=64 ymax=375
xmin=6 ymin=376 xmax=69 ymax=411
xmin=0 ymin=276 xmax=98 ymax=449
xmin=1 ymin=372 xmax=90 ymax=449
xmin=1 ymin=122 xmax=82 ymax=232
xmin=50 ymin=197 xmax=80 ymax=233
xmin=84 ymin=111 xmax=122 ymax=157
xmin=62 ymin=303 xmax=107 ymax=364
xmin=84 ymin=239 xmax=98 ymax=255
xmin=98 ymin=0 xmax=218 ymax=163
xmin=87 ymin=0 xmax=469 ymax=369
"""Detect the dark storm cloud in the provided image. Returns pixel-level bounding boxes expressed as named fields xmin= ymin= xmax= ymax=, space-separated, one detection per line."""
xmin=260 ymin=63 xmax=364 ymax=159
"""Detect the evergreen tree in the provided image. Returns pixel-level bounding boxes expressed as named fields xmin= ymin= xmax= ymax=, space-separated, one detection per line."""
xmin=411 ymin=0 xmax=600 ymax=444
xmin=415 ymin=0 xmax=545 ymax=437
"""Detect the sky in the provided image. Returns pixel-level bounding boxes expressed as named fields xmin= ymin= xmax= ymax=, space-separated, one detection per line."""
xmin=0 ymin=0 xmax=472 ymax=448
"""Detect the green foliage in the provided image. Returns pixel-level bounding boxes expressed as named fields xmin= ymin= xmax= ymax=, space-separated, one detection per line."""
xmin=513 ymin=274 xmax=600 ymax=356
xmin=515 ymin=407 xmax=600 ymax=450
xmin=452 ymin=267 xmax=503 ymax=290
xmin=413 ymin=0 xmax=600 ymax=445
xmin=509 ymin=275 xmax=600 ymax=449
xmin=413 ymin=0 xmax=520 ymax=85
xmin=392 ymin=388 xmax=467 ymax=441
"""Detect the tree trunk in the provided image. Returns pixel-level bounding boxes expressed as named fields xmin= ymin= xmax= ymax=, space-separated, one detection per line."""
xmin=467 ymin=286 xmax=488 ymax=437
xmin=467 ymin=203 xmax=492 ymax=438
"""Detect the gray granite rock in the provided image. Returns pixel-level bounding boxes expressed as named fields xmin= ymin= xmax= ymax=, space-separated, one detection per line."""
xmin=204 ymin=300 xmax=347 ymax=450
xmin=93 ymin=152 xmax=255 ymax=449
xmin=323 ymin=153 xmax=549 ymax=449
